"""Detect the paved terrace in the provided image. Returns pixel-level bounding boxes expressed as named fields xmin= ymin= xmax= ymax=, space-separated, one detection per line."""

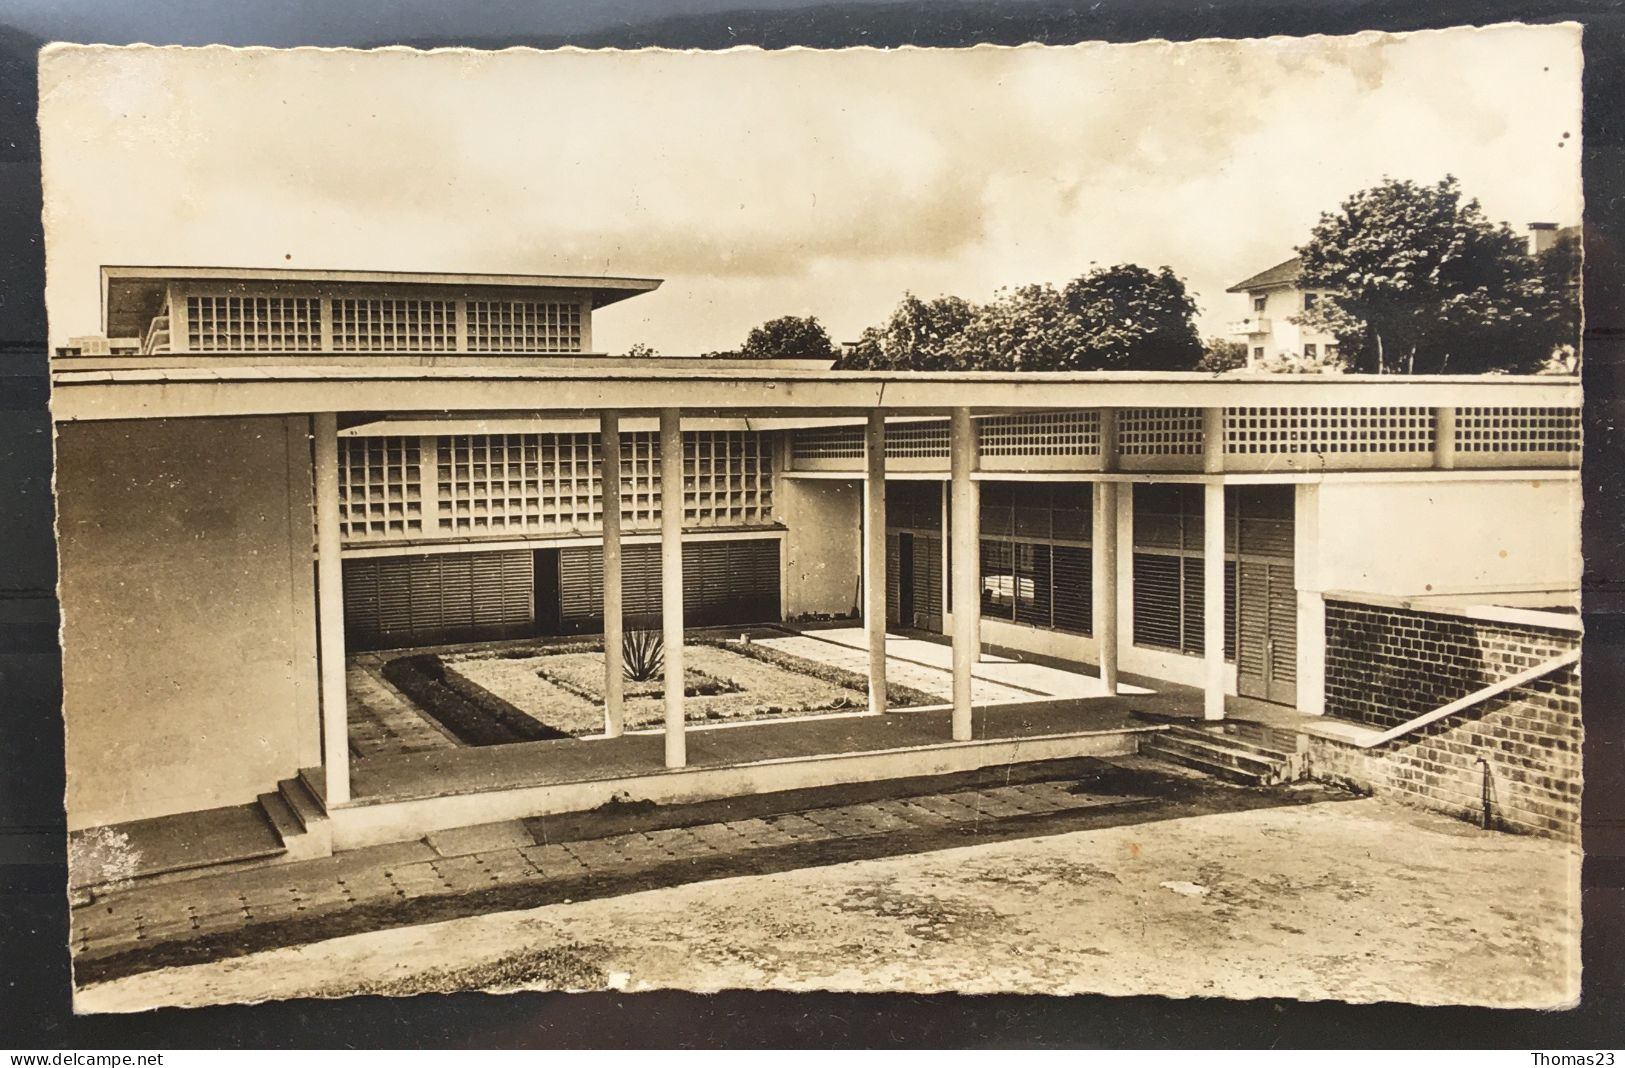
xmin=71 ymin=754 xmax=1353 ymax=988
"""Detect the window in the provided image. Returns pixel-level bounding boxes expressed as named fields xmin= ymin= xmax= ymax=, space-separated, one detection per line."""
xmin=972 ymin=481 xmax=1092 ymax=635
xmin=1303 ymin=291 xmax=1320 ymax=310
xmin=1253 ymin=295 xmax=1267 ymax=313
xmin=1303 ymin=343 xmax=1317 ymax=358
xmin=1131 ymin=484 xmax=1235 ymax=658
xmin=1326 ymin=344 xmax=1340 ymax=360
xmin=1253 ymin=347 xmax=1264 ymax=360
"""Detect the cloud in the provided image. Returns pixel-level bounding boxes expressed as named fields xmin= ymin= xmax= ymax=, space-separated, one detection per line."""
xmin=41 ymin=28 xmax=1582 ymax=354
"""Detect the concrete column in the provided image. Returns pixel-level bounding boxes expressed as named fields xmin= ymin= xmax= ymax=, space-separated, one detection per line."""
xmin=313 ymin=412 xmax=350 ymax=806
xmin=1098 ymin=408 xmax=1119 ymax=472
xmin=864 ymin=410 xmax=889 ymax=714
xmin=949 ymin=408 xmax=979 ymax=741
xmin=1293 ymin=482 xmax=1325 ymax=716
xmin=1434 ymin=406 xmax=1457 ymax=470
xmin=1092 ymin=481 xmax=1120 ymax=694
xmin=659 ymin=408 xmax=686 ymax=768
xmin=1297 ymin=590 xmax=1327 ymax=716
xmin=1202 ymin=406 xmax=1225 ymax=475
xmin=1203 ymin=480 xmax=1226 ymax=721
xmin=600 ymin=411 xmax=625 ymax=737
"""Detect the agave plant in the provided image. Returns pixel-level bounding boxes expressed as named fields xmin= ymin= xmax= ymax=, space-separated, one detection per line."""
xmin=622 ymin=626 xmax=665 ymax=684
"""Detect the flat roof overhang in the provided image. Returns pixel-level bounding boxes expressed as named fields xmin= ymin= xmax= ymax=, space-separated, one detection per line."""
xmin=48 ymin=365 xmax=1584 ymax=423
xmin=100 ymin=266 xmax=665 ymax=337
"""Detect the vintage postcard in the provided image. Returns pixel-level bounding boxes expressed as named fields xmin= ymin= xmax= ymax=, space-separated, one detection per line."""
xmin=42 ymin=25 xmax=1582 ymax=1011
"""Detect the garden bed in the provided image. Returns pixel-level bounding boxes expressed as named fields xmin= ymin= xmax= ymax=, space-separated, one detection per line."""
xmin=380 ymin=636 xmax=940 ymax=746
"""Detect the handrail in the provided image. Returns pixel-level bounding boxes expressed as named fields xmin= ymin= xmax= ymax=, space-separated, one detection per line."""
xmin=1307 ymin=648 xmax=1580 ymax=749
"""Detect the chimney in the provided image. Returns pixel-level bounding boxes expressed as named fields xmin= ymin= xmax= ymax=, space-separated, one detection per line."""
xmin=1527 ymin=222 xmax=1559 ymax=256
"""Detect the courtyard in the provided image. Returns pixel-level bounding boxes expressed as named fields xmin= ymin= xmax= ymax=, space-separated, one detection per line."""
xmin=346 ymin=626 xmax=1143 ymax=758
xmin=72 ymin=779 xmax=1580 ymax=1011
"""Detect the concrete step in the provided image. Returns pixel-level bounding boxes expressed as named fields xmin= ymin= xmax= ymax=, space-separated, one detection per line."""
xmin=1170 ymin=725 xmax=1296 ymax=762
xmin=1152 ymin=732 xmax=1284 ymax=776
xmin=257 ymin=790 xmax=304 ymax=842
xmin=1140 ymin=735 xmax=1283 ymax=787
xmin=1214 ymin=721 xmax=1305 ymax=757
xmin=272 ymin=774 xmax=333 ymax=861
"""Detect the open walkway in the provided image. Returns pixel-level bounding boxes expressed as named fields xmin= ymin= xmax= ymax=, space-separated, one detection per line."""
xmin=767 ymin=627 xmax=1151 ymax=701
xmin=342 ymin=694 xmax=1176 ymax=805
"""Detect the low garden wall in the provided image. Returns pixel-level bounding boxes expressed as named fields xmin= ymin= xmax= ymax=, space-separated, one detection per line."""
xmin=1307 ymin=596 xmax=1581 ymax=841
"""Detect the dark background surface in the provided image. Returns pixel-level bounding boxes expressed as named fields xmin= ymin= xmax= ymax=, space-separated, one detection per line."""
xmin=1 ymin=0 xmax=1622 ymax=1048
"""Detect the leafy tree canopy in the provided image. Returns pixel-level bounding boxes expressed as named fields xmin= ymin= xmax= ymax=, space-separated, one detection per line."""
xmin=1295 ymin=175 xmax=1576 ymax=374
xmin=1055 ymin=264 xmax=1204 ymax=371
xmin=835 ymin=266 xmax=1203 ymax=372
xmin=1197 ymin=336 xmax=1249 ymax=373
xmin=736 ymin=314 xmax=840 ymax=361
xmin=835 ymin=293 xmax=976 ymax=370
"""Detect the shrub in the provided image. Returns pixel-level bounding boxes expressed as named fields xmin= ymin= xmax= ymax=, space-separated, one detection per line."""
xmin=623 ymin=627 xmax=665 ymax=683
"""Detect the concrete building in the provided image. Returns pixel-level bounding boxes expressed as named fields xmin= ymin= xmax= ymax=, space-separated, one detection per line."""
xmin=52 ymin=266 xmax=1584 ymax=875
xmin=1224 ymin=257 xmax=1340 ymax=367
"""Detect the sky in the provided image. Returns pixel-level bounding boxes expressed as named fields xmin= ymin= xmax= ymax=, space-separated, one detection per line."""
xmin=39 ymin=25 xmax=1582 ymax=354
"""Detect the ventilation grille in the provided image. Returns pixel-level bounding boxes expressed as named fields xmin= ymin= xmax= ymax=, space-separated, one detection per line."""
xmin=332 ymin=299 xmax=454 ymax=351
xmin=886 ymin=422 xmax=949 ymax=459
xmin=1225 ymin=407 xmax=1434 ymax=455
xmin=979 ymin=411 xmax=1101 ymax=457
xmin=1455 ymin=407 xmax=1582 ymax=453
xmin=1120 ymin=408 xmax=1204 ymax=456
xmin=432 ymin=431 xmax=773 ymax=537
xmin=465 ymin=300 xmax=582 ymax=352
xmin=187 ymin=296 xmax=320 ymax=351
xmin=791 ymin=426 xmax=865 ymax=460
xmin=338 ymin=437 xmax=424 ymax=539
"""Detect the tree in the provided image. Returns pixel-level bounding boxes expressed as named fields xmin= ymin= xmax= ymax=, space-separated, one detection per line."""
xmin=1196 ymin=336 xmax=1249 ymax=373
xmin=1534 ymin=230 xmax=1582 ymax=371
xmin=839 ymin=268 xmax=1203 ymax=372
xmin=737 ymin=315 xmax=839 ymax=361
xmin=944 ymin=284 xmax=1075 ymax=370
xmin=621 ymin=341 xmax=660 ymax=358
xmin=834 ymin=293 xmax=976 ymax=370
xmin=1047 ymin=264 xmax=1203 ymax=371
xmin=1295 ymin=176 xmax=1571 ymax=374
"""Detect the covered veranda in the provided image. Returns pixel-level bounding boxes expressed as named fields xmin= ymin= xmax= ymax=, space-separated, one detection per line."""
xmin=51 ymin=364 xmax=1582 ymax=852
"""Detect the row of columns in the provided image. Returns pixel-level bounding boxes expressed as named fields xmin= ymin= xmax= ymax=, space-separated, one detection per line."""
xmin=313 ymin=407 xmax=1230 ymax=804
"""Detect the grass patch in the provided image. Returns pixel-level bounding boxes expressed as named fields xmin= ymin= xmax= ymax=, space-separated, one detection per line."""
xmin=695 ymin=637 xmax=941 ymax=709
xmin=381 ymin=632 xmax=943 ymax=746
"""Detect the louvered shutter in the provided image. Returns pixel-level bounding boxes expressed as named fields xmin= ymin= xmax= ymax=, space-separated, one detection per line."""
xmin=1132 ymin=554 xmax=1182 ymax=649
xmin=885 ymin=533 xmax=901 ymax=625
xmin=1051 ymin=544 xmax=1092 ymax=635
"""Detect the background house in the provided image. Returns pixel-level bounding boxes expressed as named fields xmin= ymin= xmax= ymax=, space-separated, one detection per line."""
xmin=1224 ymin=257 xmax=1339 ymax=368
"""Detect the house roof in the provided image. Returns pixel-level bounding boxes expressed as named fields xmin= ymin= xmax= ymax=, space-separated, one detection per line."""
xmin=1226 ymin=256 xmax=1303 ymax=294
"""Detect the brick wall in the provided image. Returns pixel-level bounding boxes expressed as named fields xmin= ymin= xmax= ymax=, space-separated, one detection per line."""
xmin=1312 ymin=599 xmax=1581 ymax=841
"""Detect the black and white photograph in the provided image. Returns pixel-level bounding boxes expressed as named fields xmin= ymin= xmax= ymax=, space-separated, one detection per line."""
xmin=39 ymin=23 xmax=1585 ymax=1014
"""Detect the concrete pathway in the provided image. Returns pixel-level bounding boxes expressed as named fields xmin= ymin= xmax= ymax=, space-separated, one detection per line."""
xmin=761 ymin=627 xmax=1148 ymax=704
xmin=74 ymin=794 xmax=1579 ymax=1011
xmin=347 ymin=656 xmax=458 ymax=759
